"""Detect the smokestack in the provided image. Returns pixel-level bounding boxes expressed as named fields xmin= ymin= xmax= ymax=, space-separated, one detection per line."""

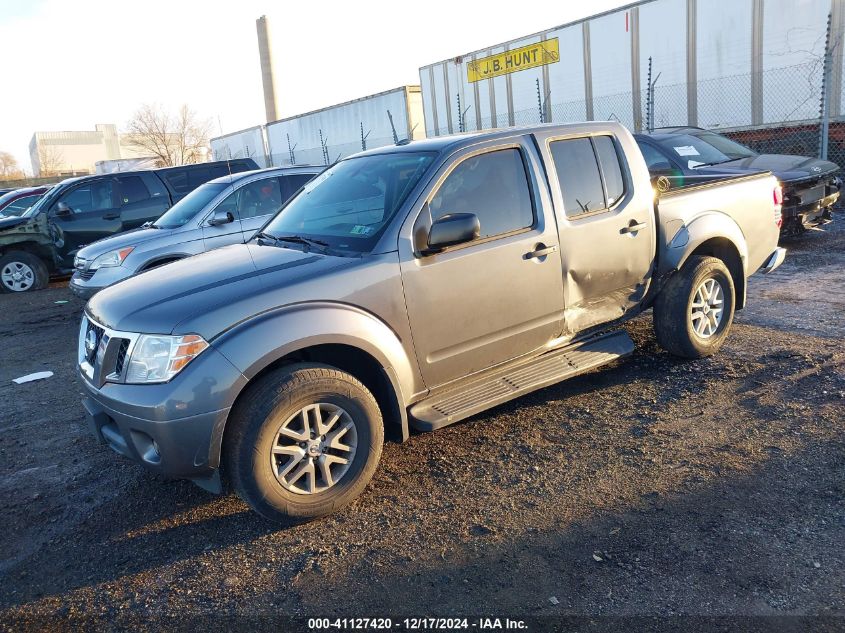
xmin=256 ymin=15 xmax=279 ymax=123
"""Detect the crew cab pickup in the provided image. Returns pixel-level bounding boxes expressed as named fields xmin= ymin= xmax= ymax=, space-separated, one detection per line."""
xmin=77 ymin=123 xmax=785 ymax=522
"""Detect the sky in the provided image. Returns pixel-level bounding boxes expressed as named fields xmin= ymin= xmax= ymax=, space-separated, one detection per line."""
xmin=0 ymin=0 xmax=631 ymax=172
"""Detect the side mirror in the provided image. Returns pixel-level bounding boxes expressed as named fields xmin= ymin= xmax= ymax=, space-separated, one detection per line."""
xmin=208 ymin=209 xmax=234 ymax=226
xmin=424 ymin=213 xmax=480 ymax=254
xmin=55 ymin=202 xmax=72 ymax=217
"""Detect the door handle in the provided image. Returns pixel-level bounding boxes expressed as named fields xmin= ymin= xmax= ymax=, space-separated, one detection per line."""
xmin=523 ymin=244 xmax=558 ymax=260
xmin=620 ymin=220 xmax=647 ymax=234
xmin=102 ymin=213 xmax=120 ymax=220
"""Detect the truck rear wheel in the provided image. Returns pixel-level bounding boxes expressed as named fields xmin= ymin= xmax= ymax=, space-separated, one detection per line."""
xmin=653 ymin=255 xmax=736 ymax=359
xmin=0 ymin=251 xmax=49 ymax=293
xmin=224 ymin=363 xmax=383 ymax=523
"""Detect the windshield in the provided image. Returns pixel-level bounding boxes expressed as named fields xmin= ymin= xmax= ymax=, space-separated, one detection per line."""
xmin=260 ymin=151 xmax=436 ymax=253
xmin=154 ymin=182 xmax=230 ymax=228
xmin=655 ymin=134 xmax=739 ymax=169
xmin=24 ymin=183 xmax=65 ymax=217
xmin=0 ymin=190 xmax=43 ymax=217
xmin=689 ymin=130 xmax=757 ymax=160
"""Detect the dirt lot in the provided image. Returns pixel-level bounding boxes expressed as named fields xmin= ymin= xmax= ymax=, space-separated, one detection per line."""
xmin=0 ymin=222 xmax=843 ymax=631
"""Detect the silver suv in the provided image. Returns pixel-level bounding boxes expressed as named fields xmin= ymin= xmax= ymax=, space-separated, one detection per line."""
xmin=70 ymin=166 xmax=321 ymax=298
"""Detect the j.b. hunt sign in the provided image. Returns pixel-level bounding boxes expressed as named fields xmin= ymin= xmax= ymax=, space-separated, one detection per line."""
xmin=466 ymin=38 xmax=560 ymax=83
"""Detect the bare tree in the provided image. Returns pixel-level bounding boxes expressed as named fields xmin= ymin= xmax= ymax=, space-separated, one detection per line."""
xmin=0 ymin=151 xmax=25 ymax=180
xmin=36 ymin=145 xmax=64 ymax=177
xmin=125 ymin=104 xmax=212 ymax=166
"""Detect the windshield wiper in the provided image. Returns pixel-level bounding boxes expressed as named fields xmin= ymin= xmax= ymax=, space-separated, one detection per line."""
xmin=255 ymin=232 xmax=330 ymax=251
xmin=694 ymin=159 xmax=734 ymax=168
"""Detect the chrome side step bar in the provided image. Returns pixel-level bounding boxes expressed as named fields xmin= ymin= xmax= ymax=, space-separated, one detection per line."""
xmin=409 ymin=330 xmax=634 ymax=432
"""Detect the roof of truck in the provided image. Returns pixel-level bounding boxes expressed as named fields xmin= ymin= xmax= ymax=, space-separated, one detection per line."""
xmin=354 ymin=121 xmax=626 ymax=158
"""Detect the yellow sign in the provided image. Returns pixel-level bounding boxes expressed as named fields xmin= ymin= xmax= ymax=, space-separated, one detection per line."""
xmin=467 ymin=39 xmax=560 ymax=83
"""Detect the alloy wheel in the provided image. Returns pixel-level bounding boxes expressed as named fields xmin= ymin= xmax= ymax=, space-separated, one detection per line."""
xmin=690 ymin=277 xmax=724 ymax=338
xmin=270 ymin=402 xmax=358 ymax=494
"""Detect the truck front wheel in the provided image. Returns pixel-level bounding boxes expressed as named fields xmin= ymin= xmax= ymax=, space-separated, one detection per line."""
xmin=224 ymin=363 xmax=384 ymax=523
xmin=653 ymin=255 xmax=736 ymax=359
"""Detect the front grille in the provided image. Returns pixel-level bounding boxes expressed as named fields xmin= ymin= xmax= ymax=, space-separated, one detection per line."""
xmin=114 ymin=339 xmax=130 ymax=375
xmin=77 ymin=270 xmax=96 ymax=281
xmin=85 ymin=321 xmax=105 ymax=365
xmin=79 ymin=316 xmax=138 ymax=386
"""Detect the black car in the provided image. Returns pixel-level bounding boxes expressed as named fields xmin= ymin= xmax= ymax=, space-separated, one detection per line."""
xmin=0 ymin=158 xmax=258 ymax=293
xmin=636 ymin=127 xmax=841 ymax=235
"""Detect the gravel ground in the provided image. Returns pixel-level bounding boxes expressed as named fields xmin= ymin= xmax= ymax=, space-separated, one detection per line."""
xmin=0 ymin=221 xmax=843 ymax=631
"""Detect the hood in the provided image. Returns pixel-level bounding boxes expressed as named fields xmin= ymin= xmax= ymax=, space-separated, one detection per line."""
xmin=716 ymin=154 xmax=839 ymax=183
xmin=76 ymin=226 xmax=175 ymax=261
xmin=0 ymin=215 xmax=29 ymax=232
xmin=86 ymin=242 xmax=354 ymax=335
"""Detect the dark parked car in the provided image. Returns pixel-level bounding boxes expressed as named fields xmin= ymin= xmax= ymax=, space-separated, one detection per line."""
xmin=0 ymin=158 xmax=257 ymax=293
xmin=70 ymin=166 xmax=322 ymax=298
xmin=636 ymin=127 xmax=841 ymax=235
xmin=0 ymin=186 xmax=51 ymax=217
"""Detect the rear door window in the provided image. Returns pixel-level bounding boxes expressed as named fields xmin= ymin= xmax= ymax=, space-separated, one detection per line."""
xmin=117 ymin=175 xmax=150 ymax=205
xmin=549 ymin=138 xmax=605 ymax=216
xmin=429 ymin=148 xmax=534 ymax=239
xmin=593 ymin=136 xmax=626 ymax=207
xmin=238 ymin=178 xmax=283 ymax=219
xmin=279 ymin=173 xmax=315 ymax=202
xmin=549 ymin=136 xmax=626 ymax=216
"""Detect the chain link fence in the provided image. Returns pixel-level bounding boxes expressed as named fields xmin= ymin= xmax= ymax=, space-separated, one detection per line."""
xmin=426 ymin=60 xmax=843 ymax=167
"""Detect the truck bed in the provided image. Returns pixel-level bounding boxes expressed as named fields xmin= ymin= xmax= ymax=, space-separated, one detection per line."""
xmin=656 ymin=171 xmax=781 ymax=278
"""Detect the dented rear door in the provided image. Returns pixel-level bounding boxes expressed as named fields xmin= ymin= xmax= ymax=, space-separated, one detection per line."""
xmin=534 ymin=128 xmax=656 ymax=335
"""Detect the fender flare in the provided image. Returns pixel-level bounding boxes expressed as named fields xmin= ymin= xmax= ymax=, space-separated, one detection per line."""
xmin=208 ymin=302 xmax=420 ymax=460
xmin=662 ymin=211 xmax=749 ymax=274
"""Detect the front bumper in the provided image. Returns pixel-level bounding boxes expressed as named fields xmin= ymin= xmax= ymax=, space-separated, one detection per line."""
xmin=69 ymin=265 xmax=135 ymax=299
xmin=78 ymin=334 xmax=249 ymax=492
xmin=83 ymin=394 xmax=228 ymax=492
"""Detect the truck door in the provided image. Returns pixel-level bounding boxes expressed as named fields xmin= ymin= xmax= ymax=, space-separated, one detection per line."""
xmin=536 ymin=131 xmax=655 ymax=334
xmin=48 ymin=178 xmax=121 ymax=267
xmin=399 ymin=140 xmax=565 ymax=388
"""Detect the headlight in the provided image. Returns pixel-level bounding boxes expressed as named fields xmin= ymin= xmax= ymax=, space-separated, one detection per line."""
xmin=125 ymin=334 xmax=209 ymax=384
xmin=90 ymin=246 xmax=134 ymax=270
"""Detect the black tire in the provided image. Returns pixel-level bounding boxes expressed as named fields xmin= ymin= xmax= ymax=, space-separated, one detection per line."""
xmin=224 ymin=362 xmax=383 ymax=523
xmin=653 ymin=255 xmax=736 ymax=359
xmin=0 ymin=251 xmax=49 ymax=293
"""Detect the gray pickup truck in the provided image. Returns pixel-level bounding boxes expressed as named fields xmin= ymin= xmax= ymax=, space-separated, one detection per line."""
xmin=78 ymin=122 xmax=785 ymax=522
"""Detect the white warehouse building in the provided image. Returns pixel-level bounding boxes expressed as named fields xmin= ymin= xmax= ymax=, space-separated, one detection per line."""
xmin=418 ymin=0 xmax=843 ymax=137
